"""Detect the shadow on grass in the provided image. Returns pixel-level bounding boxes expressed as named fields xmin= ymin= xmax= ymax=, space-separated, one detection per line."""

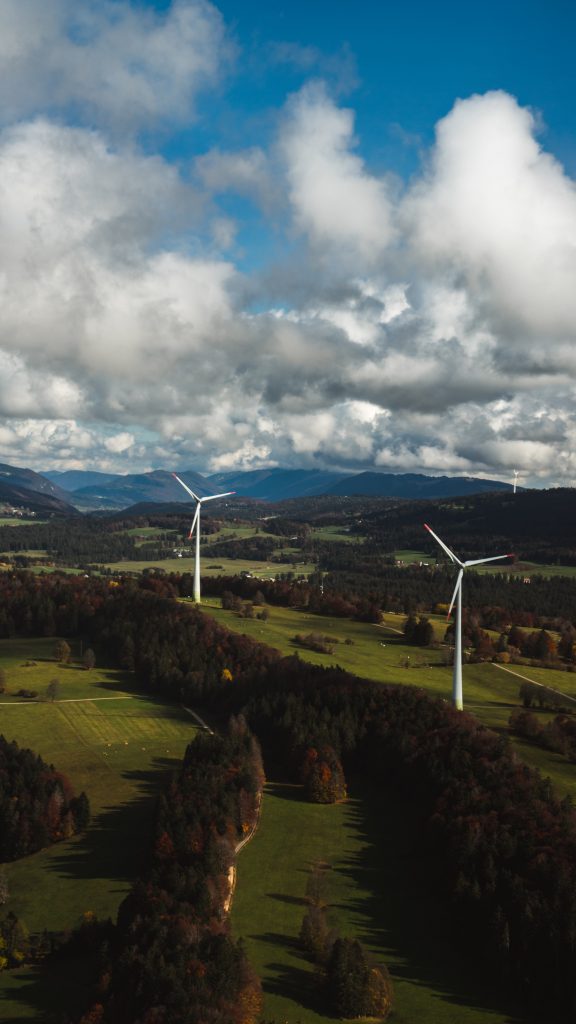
xmin=0 ymin=953 xmax=96 ymax=1024
xmin=252 ymin=930 xmax=324 ymax=1014
xmin=333 ymin=779 xmax=525 ymax=1023
xmin=265 ymin=781 xmax=307 ymax=802
xmin=46 ymin=758 xmax=176 ymax=886
xmin=267 ymin=892 xmax=307 ymax=907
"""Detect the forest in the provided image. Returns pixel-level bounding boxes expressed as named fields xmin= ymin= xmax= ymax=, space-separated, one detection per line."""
xmin=2 ymin=570 xmax=576 ymax=1020
xmin=0 ymin=735 xmax=90 ymax=862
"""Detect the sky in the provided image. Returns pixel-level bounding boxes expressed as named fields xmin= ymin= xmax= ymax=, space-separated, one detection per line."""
xmin=1 ymin=0 xmax=576 ymax=486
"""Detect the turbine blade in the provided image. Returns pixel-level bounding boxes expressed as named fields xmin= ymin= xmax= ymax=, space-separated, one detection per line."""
xmin=423 ymin=523 xmax=462 ymax=566
xmin=199 ymin=491 xmax=235 ymax=503
xmin=188 ymin=503 xmax=200 ymax=540
xmin=464 ymin=553 xmax=514 ymax=567
xmin=447 ymin=569 xmax=463 ymax=619
xmin=172 ymin=473 xmax=200 ymax=502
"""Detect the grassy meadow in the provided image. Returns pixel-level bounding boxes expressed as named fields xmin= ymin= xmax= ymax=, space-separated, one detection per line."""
xmin=200 ymin=600 xmax=576 ymax=800
xmin=231 ymin=781 xmax=523 ymax=1024
xmin=101 ymin=555 xmax=317 ymax=578
xmin=0 ymin=637 xmax=198 ymax=1021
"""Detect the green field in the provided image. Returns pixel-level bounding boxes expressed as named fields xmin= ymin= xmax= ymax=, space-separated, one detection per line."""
xmin=394 ymin=549 xmax=434 ymax=564
xmin=398 ymin=548 xmax=576 ymax=579
xmin=311 ymin=525 xmax=358 ymax=543
xmin=200 ymin=600 xmax=576 ymax=801
xmin=0 ymin=611 xmax=573 ymax=1023
xmin=0 ymin=638 xmax=198 ymax=1021
xmin=232 ymin=781 xmax=523 ymax=1024
xmin=102 ymin=555 xmax=317 ymax=578
xmin=0 ymin=519 xmax=48 ymax=527
xmin=222 ymin=601 xmax=572 ymax=1024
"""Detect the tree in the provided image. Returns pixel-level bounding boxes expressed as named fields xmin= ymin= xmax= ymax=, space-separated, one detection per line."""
xmin=82 ymin=648 xmax=96 ymax=671
xmin=306 ymin=862 xmax=330 ymax=908
xmin=414 ymin=616 xmax=435 ymax=646
xmin=53 ymin=639 xmax=71 ymax=663
xmin=46 ymin=678 xmax=60 ymax=702
xmin=300 ymin=905 xmax=330 ymax=962
xmin=302 ymin=746 xmax=346 ymax=804
xmin=0 ymin=668 xmax=6 ymax=693
xmin=325 ymin=937 xmax=393 ymax=1019
xmin=0 ymin=869 xmax=8 ymax=906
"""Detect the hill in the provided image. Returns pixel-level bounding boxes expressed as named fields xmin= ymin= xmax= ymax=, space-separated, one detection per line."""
xmin=0 ymin=463 xmax=70 ymax=503
xmin=326 ymin=471 xmax=514 ymax=498
xmin=354 ymin=487 xmax=576 ymax=563
xmin=67 ymin=469 xmax=216 ymax=510
xmin=38 ymin=465 xmax=516 ymax=509
xmin=44 ymin=469 xmax=119 ymax=492
xmin=206 ymin=467 xmax=349 ymax=500
xmin=0 ymin=481 xmax=81 ymax=517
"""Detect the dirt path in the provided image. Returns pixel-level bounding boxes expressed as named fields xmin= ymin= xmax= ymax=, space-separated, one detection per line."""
xmin=1 ymin=695 xmax=137 ymax=706
xmin=493 ymin=662 xmax=576 ymax=706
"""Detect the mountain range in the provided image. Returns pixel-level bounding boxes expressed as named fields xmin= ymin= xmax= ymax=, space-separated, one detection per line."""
xmin=0 ymin=462 xmax=517 ymax=514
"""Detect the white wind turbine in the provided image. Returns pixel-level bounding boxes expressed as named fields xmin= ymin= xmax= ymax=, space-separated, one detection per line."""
xmin=513 ymin=469 xmax=519 ymax=495
xmin=424 ymin=523 xmax=513 ymax=710
xmin=173 ymin=474 xmax=235 ymax=603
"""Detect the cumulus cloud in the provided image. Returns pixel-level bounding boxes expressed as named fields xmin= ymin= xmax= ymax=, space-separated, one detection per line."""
xmin=195 ymin=147 xmax=279 ymax=212
xmin=0 ymin=0 xmax=230 ymax=131
xmin=405 ymin=90 xmax=576 ymax=341
xmin=279 ymin=82 xmax=395 ymax=265
xmin=0 ymin=14 xmax=575 ymax=490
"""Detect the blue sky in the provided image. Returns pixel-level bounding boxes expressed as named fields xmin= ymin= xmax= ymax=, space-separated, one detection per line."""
xmin=0 ymin=0 xmax=575 ymax=485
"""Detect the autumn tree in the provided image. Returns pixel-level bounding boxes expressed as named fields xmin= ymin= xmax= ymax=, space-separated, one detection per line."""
xmin=325 ymin=937 xmax=393 ymax=1019
xmin=46 ymin=678 xmax=60 ymax=702
xmin=53 ymin=639 xmax=71 ymax=663
xmin=301 ymin=746 xmax=346 ymax=804
xmin=82 ymin=648 xmax=96 ymax=671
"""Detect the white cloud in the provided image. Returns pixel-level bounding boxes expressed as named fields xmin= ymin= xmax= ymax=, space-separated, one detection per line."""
xmin=1 ymin=41 xmax=576 ymax=489
xmin=405 ymin=90 xmax=576 ymax=339
xmin=279 ymin=82 xmax=395 ymax=265
xmin=0 ymin=0 xmax=230 ymax=131
xmin=195 ymin=147 xmax=279 ymax=212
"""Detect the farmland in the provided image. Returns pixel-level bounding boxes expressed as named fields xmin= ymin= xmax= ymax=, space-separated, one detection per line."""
xmin=0 ymin=638 xmax=197 ymax=1021
xmin=232 ymin=781 xmax=522 ymax=1024
xmin=200 ymin=599 xmax=576 ymax=801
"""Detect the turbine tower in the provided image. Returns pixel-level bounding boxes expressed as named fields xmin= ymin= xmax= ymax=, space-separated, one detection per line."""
xmin=424 ymin=524 xmax=512 ymax=710
xmin=513 ymin=469 xmax=519 ymax=495
xmin=173 ymin=474 xmax=234 ymax=604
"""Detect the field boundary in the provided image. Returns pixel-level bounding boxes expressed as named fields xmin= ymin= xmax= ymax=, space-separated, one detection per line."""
xmin=1 ymin=695 xmax=137 ymax=706
xmin=493 ymin=662 xmax=576 ymax=706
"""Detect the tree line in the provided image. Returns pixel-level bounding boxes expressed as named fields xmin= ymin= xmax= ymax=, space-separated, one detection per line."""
xmin=4 ymin=571 xmax=576 ymax=1019
xmin=81 ymin=719 xmax=264 ymax=1024
xmin=0 ymin=735 xmax=89 ymax=862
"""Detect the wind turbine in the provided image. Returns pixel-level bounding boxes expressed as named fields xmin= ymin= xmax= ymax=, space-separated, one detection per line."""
xmin=173 ymin=474 xmax=235 ymax=603
xmin=424 ymin=524 xmax=513 ymax=710
xmin=513 ymin=469 xmax=519 ymax=495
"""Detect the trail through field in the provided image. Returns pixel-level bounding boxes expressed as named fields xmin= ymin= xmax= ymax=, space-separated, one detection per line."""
xmin=493 ymin=662 xmax=576 ymax=705
xmin=182 ymin=704 xmax=214 ymax=733
xmin=1 ymin=695 xmax=137 ymax=706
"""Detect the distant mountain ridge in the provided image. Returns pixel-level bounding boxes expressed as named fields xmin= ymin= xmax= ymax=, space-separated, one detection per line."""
xmin=325 ymin=471 xmax=514 ymax=499
xmin=0 ymin=481 xmax=80 ymax=516
xmin=0 ymin=463 xmax=71 ymax=503
xmin=35 ymin=464 xmax=516 ymax=509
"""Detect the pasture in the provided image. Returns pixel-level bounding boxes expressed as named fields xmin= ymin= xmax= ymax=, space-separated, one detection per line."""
xmin=398 ymin=548 xmax=576 ymax=579
xmin=232 ymin=781 xmax=523 ymax=1024
xmin=201 ymin=600 xmax=576 ymax=800
xmin=101 ymin=555 xmax=317 ymax=578
xmin=0 ymin=637 xmax=197 ymax=1021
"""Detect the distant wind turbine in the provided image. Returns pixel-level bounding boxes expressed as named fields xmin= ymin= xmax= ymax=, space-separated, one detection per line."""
xmin=513 ymin=469 xmax=519 ymax=495
xmin=424 ymin=524 xmax=513 ymax=710
xmin=173 ymin=474 xmax=235 ymax=603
